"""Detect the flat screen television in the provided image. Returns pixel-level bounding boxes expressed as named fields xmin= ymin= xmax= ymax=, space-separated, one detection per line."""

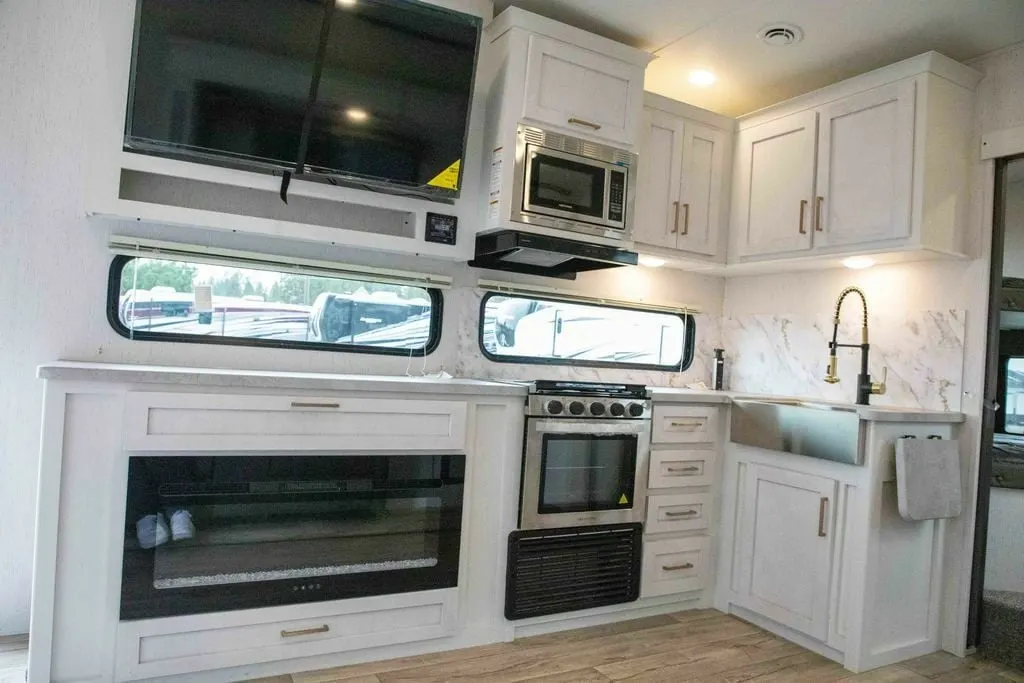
xmin=125 ymin=0 xmax=481 ymax=200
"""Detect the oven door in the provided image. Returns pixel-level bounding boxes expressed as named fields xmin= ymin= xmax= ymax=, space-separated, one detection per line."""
xmin=520 ymin=418 xmax=649 ymax=530
xmin=523 ymin=146 xmax=625 ymax=231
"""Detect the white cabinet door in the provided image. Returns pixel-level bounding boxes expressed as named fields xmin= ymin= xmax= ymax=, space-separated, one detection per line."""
xmin=523 ymin=35 xmax=642 ymax=146
xmin=635 ymin=108 xmax=684 ymax=248
xmin=734 ymin=463 xmax=837 ymax=641
xmin=735 ymin=111 xmax=817 ymax=257
xmin=677 ymin=121 xmax=727 ymax=257
xmin=815 ymin=81 xmax=916 ymax=248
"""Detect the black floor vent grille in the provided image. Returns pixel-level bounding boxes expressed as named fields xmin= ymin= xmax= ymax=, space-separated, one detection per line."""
xmin=505 ymin=523 xmax=642 ymax=620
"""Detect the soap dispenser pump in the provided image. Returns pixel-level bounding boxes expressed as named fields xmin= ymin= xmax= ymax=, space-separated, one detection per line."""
xmin=713 ymin=348 xmax=726 ymax=390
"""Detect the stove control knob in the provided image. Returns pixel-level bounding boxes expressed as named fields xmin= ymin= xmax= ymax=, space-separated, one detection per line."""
xmin=609 ymin=402 xmax=626 ymax=417
xmin=569 ymin=401 xmax=586 ymax=416
xmin=546 ymin=400 xmax=564 ymax=415
xmin=628 ymin=403 xmax=646 ymax=418
xmin=589 ymin=402 xmax=606 ymax=416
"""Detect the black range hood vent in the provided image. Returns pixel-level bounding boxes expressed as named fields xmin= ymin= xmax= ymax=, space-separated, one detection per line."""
xmin=468 ymin=230 xmax=638 ymax=280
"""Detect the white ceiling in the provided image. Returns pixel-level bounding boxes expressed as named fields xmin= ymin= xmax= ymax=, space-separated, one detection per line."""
xmin=493 ymin=0 xmax=1024 ymax=116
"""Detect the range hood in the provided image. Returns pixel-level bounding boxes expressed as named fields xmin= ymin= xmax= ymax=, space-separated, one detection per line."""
xmin=468 ymin=230 xmax=638 ymax=280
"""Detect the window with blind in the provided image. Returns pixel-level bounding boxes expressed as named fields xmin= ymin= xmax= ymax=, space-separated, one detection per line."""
xmin=107 ymin=255 xmax=442 ymax=355
xmin=479 ymin=292 xmax=695 ymax=371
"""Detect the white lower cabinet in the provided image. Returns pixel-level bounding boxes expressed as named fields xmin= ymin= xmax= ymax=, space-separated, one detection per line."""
xmin=641 ymin=403 xmax=722 ymax=604
xmin=732 ymin=464 xmax=837 ymax=641
xmin=641 ymin=536 xmax=710 ymax=598
xmin=115 ymin=591 xmax=457 ymax=681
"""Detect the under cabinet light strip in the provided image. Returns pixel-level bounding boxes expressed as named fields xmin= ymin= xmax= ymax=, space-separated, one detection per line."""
xmin=476 ymin=279 xmax=701 ymax=315
xmin=108 ymin=236 xmax=453 ymax=290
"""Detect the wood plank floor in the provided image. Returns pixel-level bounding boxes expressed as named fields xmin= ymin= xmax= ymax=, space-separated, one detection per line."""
xmin=246 ymin=610 xmax=1024 ymax=683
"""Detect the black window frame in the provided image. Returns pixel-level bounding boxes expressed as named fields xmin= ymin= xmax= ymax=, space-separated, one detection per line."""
xmin=478 ymin=291 xmax=696 ymax=372
xmin=107 ymin=255 xmax=443 ymax=357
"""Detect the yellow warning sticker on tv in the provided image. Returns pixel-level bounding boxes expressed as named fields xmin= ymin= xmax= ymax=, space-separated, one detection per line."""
xmin=427 ymin=159 xmax=461 ymax=190
xmin=618 ymin=493 xmax=629 ymax=505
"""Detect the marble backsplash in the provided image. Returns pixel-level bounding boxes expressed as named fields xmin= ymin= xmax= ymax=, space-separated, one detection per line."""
xmin=718 ymin=310 xmax=966 ymax=411
xmin=444 ymin=288 xmax=965 ymax=412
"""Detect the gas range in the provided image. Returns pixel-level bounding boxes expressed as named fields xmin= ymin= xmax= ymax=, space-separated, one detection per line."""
xmin=527 ymin=380 xmax=651 ymax=419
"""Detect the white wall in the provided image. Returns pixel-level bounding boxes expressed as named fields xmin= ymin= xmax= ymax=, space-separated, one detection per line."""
xmin=0 ymin=1 xmax=724 ymax=634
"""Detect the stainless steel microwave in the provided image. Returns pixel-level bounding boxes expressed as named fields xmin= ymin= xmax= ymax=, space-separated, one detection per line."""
xmin=511 ymin=124 xmax=637 ymax=242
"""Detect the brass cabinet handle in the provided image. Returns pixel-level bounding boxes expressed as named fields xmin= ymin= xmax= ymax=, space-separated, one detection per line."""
xmin=281 ymin=624 xmax=330 ymax=638
xmin=681 ymin=203 xmax=690 ymax=236
xmin=818 ymin=497 xmax=829 ymax=537
xmin=568 ymin=117 xmax=602 ymax=130
xmin=815 ymin=196 xmax=824 ymax=232
xmin=664 ymin=509 xmax=699 ymax=518
xmin=290 ymin=401 xmax=341 ymax=409
xmin=662 ymin=562 xmax=694 ymax=571
xmin=672 ymin=201 xmax=680 ymax=234
xmin=669 ymin=420 xmax=703 ymax=429
xmin=667 ymin=466 xmax=701 ymax=473
xmin=799 ymin=199 xmax=808 ymax=234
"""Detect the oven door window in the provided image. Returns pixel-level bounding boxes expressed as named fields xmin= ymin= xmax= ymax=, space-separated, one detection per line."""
xmin=528 ymin=151 xmax=605 ymax=219
xmin=539 ymin=434 xmax=637 ymax=513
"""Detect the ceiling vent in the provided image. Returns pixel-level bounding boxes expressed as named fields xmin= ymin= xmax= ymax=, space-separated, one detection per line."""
xmin=758 ymin=24 xmax=803 ymax=46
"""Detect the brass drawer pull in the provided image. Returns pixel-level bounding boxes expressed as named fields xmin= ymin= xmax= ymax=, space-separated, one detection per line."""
xmin=568 ymin=117 xmax=602 ymax=130
xmin=667 ymin=466 xmax=701 ymax=473
xmin=818 ymin=497 xmax=829 ymax=537
xmin=664 ymin=509 xmax=698 ymax=518
xmin=662 ymin=562 xmax=694 ymax=571
xmin=290 ymin=401 xmax=341 ymax=409
xmin=799 ymin=199 xmax=808 ymax=234
xmin=672 ymin=201 xmax=681 ymax=234
xmin=815 ymin=196 xmax=824 ymax=232
xmin=281 ymin=624 xmax=330 ymax=638
xmin=681 ymin=203 xmax=690 ymax=236
xmin=669 ymin=420 xmax=703 ymax=429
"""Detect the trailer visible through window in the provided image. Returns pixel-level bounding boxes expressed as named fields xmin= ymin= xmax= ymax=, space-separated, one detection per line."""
xmin=479 ymin=292 xmax=694 ymax=371
xmin=108 ymin=256 xmax=441 ymax=355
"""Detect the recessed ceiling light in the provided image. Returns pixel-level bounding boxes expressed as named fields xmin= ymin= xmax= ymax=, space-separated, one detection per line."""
xmin=758 ymin=23 xmax=804 ymax=47
xmin=638 ymin=255 xmax=666 ymax=268
xmin=336 ymin=0 xmax=357 ymax=6
xmin=345 ymin=108 xmax=369 ymax=123
xmin=688 ymin=70 xmax=717 ymax=87
xmin=843 ymin=256 xmax=875 ymax=270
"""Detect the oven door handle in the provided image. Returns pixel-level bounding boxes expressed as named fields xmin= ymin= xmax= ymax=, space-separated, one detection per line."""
xmin=531 ymin=419 xmax=650 ymax=436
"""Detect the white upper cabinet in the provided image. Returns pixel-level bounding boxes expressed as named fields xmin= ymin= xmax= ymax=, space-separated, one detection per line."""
xmin=634 ymin=95 xmax=732 ymax=260
xmin=730 ymin=53 xmax=980 ymax=267
xmin=815 ymin=81 xmax=916 ymax=248
xmin=735 ymin=111 xmax=817 ymax=257
xmin=635 ymin=109 xmax=684 ymax=249
xmin=523 ymin=35 xmax=644 ymax=147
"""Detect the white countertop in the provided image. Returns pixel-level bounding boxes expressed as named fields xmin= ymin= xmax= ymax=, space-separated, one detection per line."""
xmin=37 ymin=362 xmax=531 ymax=397
xmin=38 ymin=362 xmax=965 ymax=423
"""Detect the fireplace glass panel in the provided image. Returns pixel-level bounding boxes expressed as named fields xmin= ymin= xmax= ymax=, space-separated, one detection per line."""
xmin=121 ymin=454 xmax=464 ymax=620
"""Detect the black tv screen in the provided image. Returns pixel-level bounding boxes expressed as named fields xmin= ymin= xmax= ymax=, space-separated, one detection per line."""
xmin=126 ymin=0 xmax=481 ymax=199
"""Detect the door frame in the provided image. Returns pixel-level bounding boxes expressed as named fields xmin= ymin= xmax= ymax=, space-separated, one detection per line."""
xmin=967 ymin=152 xmax=1024 ymax=647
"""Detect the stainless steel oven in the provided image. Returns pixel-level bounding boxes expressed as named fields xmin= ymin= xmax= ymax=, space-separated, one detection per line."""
xmin=519 ymin=381 xmax=651 ymax=530
xmin=511 ymin=125 xmax=637 ymax=243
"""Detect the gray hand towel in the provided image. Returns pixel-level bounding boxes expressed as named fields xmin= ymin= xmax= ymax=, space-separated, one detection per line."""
xmin=895 ymin=438 xmax=962 ymax=521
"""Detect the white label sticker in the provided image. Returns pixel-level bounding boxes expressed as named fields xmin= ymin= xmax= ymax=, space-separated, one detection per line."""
xmin=193 ymin=284 xmax=213 ymax=313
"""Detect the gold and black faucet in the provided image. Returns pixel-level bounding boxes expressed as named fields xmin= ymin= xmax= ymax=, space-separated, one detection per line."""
xmin=825 ymin=286 xmax=887 ymax=405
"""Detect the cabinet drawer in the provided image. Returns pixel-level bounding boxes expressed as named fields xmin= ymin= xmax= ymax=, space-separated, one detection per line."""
xmin=123 ymin=392 xmax=468 ymax=452
xmin=641 ymin=536 xmax=710 ymax=598
xmin=652 ymin=406 xmax=718 ymax=444
xmin=115 ymin=591 xmax=456 ymax=681
xmin=645 ymin=493 xmax=712 ymax=534
xmin=649 ymin=449 xmax=717 ymax=489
